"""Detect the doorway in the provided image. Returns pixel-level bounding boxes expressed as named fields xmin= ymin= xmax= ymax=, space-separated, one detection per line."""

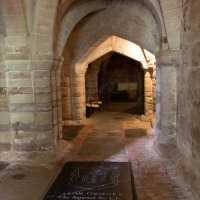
xmin=86 ymin=53 xmax=145 ymax=115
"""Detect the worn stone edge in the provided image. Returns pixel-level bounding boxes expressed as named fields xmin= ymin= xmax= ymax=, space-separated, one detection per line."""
xmin=154 ymin=139 xmax=200 ymax=199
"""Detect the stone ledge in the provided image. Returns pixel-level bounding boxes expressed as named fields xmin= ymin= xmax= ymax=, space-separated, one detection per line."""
xmin=154 ymin=139 xmax=200 ymax=199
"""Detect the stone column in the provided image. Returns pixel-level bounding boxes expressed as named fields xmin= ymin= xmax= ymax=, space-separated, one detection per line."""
xmin=51 ymin=59 xmax=59 ymax=146
xmin=50 ymin=56 xmax=63 ymax=145
xmin=31 ymin=55 xmax=54 ymax=151
xmin=0 ymin=60 xmax=10 ymax=151
xmin=56 ymin=58 xmax=64 ymax=139
xmin=61 ymin=65 xmax=72 ymax=121
xmin=152 ymin=65 xmax=156 ymax=113
xmin=0 ymin=55 xmax=54 ymax=152
xmin=156 ymin=50 xmax=178 ymax=145
xmin=156 ymin=64 xmax=161 ymax=136
xmin=137 ymin=69 xmax=144 ymax=107
xmin=85 ymin=64 xmax=99 ymax=101
xmin=0 ymin=54 xmax=64 ymax=152
xmin=144 ymin=70 xmax=154 ymax=116
xmin=71 ymin=64 xmax=86 ymax=121
xmin=8 ymin=57 xmax=37 ymax=152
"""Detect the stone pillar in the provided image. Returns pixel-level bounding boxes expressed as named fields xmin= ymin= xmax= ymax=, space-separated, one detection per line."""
xmin=8 ymin=57 xmax=38 ymax=152
xmin=85 ymin=64 xmax=99 ymax=101
xmin=61 ymin=66 xmax=72 ymax=121
xmin=0 ymin=55 xmax=54 ymax=152
xmin=31 ymin=55 xmax=54 ymax=151
xmin=137 ymin=69 xmax=144 ymax=107
xmin=0 ymin=54 xmax=63 ymax=152
xmin=71 ymin=64 xmax=86 ymax=121
xmin=0 ymin=60 xmax=10 ymax=151
xmin=156 ymin=64 xmax=161 ymax=136
xmin=156 ymin=50 xmax=178 ymax=145
xmin=49 ymin=56 xmax=63 ymax=145
xmin=144 ymin=70 xmax=154 ymax=116
xmin=56 ymin=58 xmax=64 ymax=139
xmin=0 ymin=52 xmax=66 ymax=152
xmin=51 ymin=59 xmax=61 ymax=146
xmin=152 ymin=65 xmax=156 ymax=113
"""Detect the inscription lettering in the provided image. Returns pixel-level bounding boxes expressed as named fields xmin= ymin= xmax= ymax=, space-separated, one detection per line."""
xmin=46 ymin=192 xmax=131 ymax=200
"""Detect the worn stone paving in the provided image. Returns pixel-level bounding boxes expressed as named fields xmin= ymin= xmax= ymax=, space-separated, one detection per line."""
xmin=0 ymin=111 xmax=198 ymax=200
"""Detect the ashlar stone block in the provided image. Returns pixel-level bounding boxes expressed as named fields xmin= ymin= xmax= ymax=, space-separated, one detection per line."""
xmin=11 ymin=131 xmax=35 ymax=143
xmin=35 ymin=111 xmax=52 ymax=124
xmin=0 ymin=112 xmax=9 ymax=124
xmin=36 ymin=130 xmax=53 ymax=151
xmin=10 ymin=112 xmax=34 ymax=124
xmin=0 ymin=94 xmax=8 ymax=104
xmin=35 ymin=93 xmax=51 ymax=103
xmin=0 ymin=132 xmax=10 ymax=142
xmin=6 ymin=61 xmax=28 ymax=71
xmin=8 ymin=79 xmax=32 ymax=87
xmin=9 ymin=94 xmax=34 ymax=104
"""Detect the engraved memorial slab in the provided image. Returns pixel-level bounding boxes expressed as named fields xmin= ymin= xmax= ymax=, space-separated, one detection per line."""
xmin=43 ymin=161 xmax=137 ymax=200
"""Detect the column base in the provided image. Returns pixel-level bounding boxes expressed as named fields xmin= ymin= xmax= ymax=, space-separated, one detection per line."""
xmin=156 ymin=131 xmax=177 ymax=145
xmin=154 ymin=138 xmax=200 ymax=199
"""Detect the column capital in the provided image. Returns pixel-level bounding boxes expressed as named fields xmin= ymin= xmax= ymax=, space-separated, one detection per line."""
xmin=155 ymin=49 xmax=181 ymax=66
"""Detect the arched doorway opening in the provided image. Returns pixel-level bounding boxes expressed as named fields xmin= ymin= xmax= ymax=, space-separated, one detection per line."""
xmin=85 ymin=52 xmax=146 ymax=115
xmin=62 ymin=36 xmax=156 ymax=122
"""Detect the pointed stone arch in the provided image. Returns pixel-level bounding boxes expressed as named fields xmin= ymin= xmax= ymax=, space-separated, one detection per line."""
xmin=56 ymin=0 xmax=166 ymax=57
xmin=62 ymin=36 xmax=156 ymax=121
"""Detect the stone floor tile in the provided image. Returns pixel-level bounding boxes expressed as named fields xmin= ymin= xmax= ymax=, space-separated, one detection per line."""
xmin=0 ymin=112 xmax=198 ymax=200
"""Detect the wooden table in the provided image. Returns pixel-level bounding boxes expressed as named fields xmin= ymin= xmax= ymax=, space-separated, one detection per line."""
xmin=86 ymin=102 xmax=100 ymax=117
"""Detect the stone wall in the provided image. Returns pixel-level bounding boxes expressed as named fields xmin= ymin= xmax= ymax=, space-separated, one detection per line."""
xmin=101 ymin=54 xmax=143 ymax=102
xmin=0 ymin=56 xmax=63 ymax=153
xmin=177 ymin=0 xmax=200 ymax=178
xmin=154 ymin=1 xmax=200 ymax=198
xmin=85 ymin=62 xmax=100 ymax=101
xmin=66 ymin=35 xmax=157 ymax=121
xmin=0 ymin=0 xmax=182 ymax=157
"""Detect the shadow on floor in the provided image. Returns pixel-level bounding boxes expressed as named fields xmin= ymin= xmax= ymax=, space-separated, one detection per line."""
xmin=107 ymin=102 xmax=144 ymax=115
xmin=0 ymin=162 xmax=9 ymax=172
xmin=78 ymin=130 xmax=125 ymax=156
xmin=62 ymin=125 xmax=85 ymax=141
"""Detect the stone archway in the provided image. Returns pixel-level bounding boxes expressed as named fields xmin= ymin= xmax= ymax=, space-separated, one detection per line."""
xmin=62 ymin=36 xmax=156 ymax=122
xmin=0 ymin=0 xmax=181 ymax=155
xmin=85 ymin=54 xmax=145 ymax=115
xmin=61 ymin=37 xmax=178 ymax=151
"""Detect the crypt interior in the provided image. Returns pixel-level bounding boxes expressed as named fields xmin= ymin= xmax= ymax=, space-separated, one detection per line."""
xmin=0 ymin=0 xmax=200 ymax=199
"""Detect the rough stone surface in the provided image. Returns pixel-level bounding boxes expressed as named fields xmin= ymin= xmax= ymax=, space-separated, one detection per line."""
xmin=175 ymin=1 xmax=200 ymax=197
xmin=0 ymin=112 xmax=198 ymax=200
xmin=0 ymin=1 xmax=200 ymax=198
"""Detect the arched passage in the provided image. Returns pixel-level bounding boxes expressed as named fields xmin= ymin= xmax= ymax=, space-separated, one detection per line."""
xmin=0 ymin=0 xmax=182 ymax=169
xmin=1 ymin=0 xmax=178 ymax=153
xmin=61 ymin=36 xmax=156 ymax=121
xmin=85 ymin=53 xmax=146 ymax=115
xmin=56 ymin=0 xmax=165 ymax=56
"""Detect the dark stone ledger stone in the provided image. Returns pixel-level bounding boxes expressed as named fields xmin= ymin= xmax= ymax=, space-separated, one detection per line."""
xmin=43 ymin=161 xmax=137 ymax=200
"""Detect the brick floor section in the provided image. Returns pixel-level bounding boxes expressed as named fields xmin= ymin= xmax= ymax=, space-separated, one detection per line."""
xmin=0 ymin=111 xmax=198 ymax=200
xmin=60 ymin=112 xmax=197 ymax=200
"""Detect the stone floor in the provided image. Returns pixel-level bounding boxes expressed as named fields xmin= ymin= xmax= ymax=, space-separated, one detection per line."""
xmin=0 ymin=107 xmax=198 ymax=200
